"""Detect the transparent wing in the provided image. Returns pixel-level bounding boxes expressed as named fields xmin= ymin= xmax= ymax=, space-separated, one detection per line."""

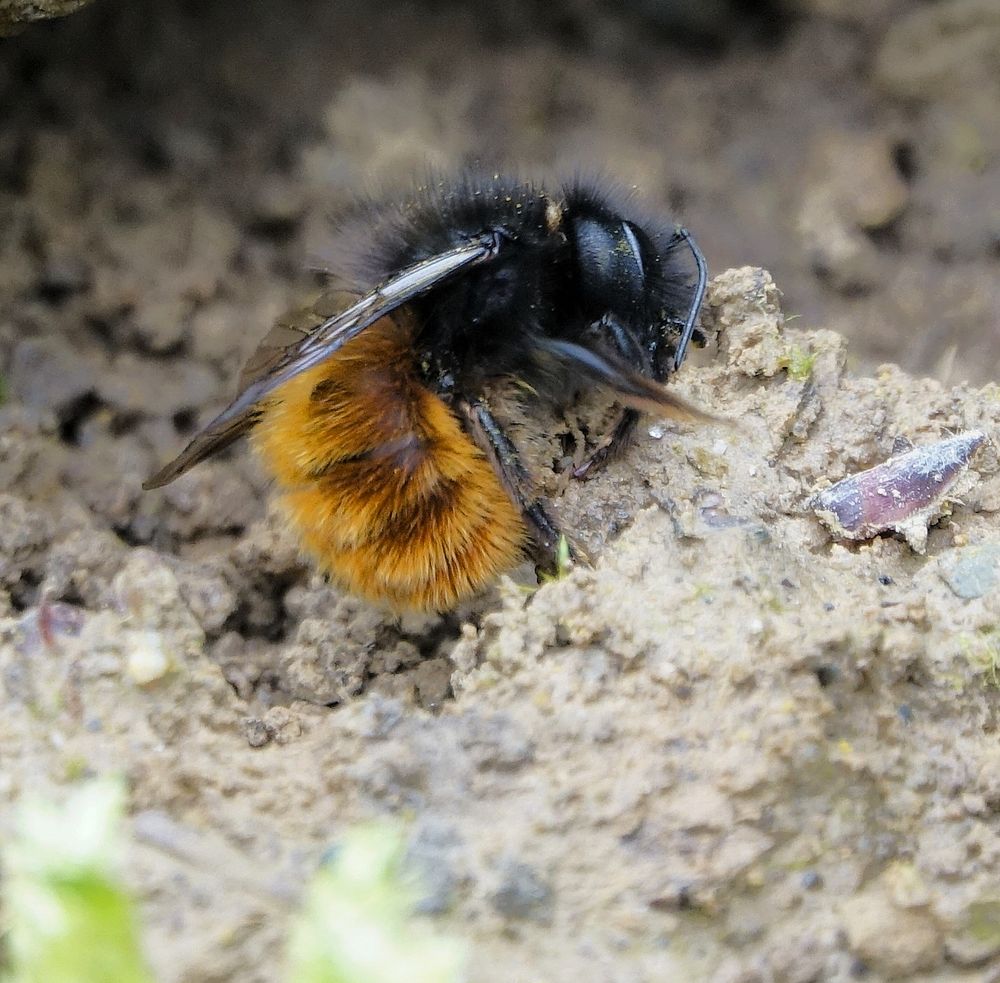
xmin=204 ymin=233 xmax=501 ymax=431
xmin=143 ymin=290 xmax=355 ymax=489
xmin=144 ymin=232 xmax=502 ymax=489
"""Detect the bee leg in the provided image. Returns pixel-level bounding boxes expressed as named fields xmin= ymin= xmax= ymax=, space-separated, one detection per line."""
xmin=573 ymin=313 xmax=647 ymax=480
xmin=572 ymin=408 xmax=641 ymax=479
xmin=458 ymin=397 xmax=574 ymax=573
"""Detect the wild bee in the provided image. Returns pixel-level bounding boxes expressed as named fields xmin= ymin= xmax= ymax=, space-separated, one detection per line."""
xmin=146 ymin=173 xmax=710 ymax=611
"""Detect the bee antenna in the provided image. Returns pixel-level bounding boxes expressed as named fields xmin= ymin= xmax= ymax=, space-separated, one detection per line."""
xmin=672 ymin=227 xmax=708 ymax=372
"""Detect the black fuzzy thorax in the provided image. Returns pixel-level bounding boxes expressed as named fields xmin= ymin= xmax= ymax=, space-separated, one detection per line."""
xmin=340 ymin=173 xmax=697 ymax=397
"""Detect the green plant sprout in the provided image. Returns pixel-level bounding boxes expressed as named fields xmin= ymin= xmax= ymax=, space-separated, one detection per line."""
xmin=778 ymin=344 xmax=816 ymax=381
xmin=286 ymin=824 xmax=465 ymax=983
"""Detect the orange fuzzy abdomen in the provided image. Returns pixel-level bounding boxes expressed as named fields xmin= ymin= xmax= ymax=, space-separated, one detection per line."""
xmin=250 ymin=315 xmax=528 ymax=611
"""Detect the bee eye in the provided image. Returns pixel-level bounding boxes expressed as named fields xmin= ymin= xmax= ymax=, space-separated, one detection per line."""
xmin=571 ymin=216 xmax=646 ymax=313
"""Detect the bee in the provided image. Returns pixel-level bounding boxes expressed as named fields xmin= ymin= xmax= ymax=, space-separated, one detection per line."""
xmin=144 ymin=174 xmax=711 ymax=612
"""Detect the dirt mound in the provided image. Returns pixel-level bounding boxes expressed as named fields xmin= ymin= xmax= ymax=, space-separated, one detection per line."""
xmin=4 ymin=263 xmax=1000 ymax=981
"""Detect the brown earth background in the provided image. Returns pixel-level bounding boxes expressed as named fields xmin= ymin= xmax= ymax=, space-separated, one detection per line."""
xmin=2 ymin=1 xmax=1000 ymax=980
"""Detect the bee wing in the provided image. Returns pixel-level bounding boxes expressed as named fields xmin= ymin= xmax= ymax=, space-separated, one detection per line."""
xmin=227 ymin=233 xmax=501 ymax=419
xmin=234 ymin=288 xmax=359 ymax=393
xmin=142 ymin=293 xmax=355 ymax=489
xmin=142 ymin=411 xmax=260 ymax=489
xmin=144 ymin=232 xmax=502 ymax=490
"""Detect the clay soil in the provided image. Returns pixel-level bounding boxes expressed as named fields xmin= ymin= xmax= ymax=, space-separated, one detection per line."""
xmin=2 ymin=1 xmax=1000 ymax=980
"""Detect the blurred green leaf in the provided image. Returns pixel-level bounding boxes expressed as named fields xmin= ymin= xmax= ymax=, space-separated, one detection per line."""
xmin=2 ymin=779 xmax=154 ymax=983
xmin=287 ymin=825 xmax=465 ymax=983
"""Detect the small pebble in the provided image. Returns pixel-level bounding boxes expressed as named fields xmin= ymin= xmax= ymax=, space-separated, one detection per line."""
xmin=939 ymin=544 xmax=1000 ymax=600
xmin=126 ymin=631 xmax=172 ymax=684
xmin=490 ymin=858 xmax=552 ymax=922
